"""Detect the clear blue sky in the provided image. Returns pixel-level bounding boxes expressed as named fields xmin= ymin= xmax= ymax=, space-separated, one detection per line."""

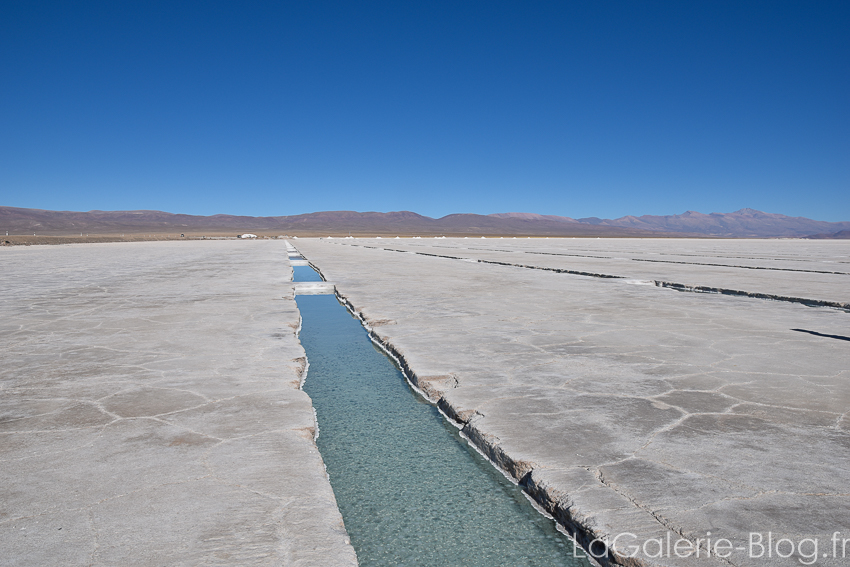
xmin=1 ymin=1 xmax=848 ymax=220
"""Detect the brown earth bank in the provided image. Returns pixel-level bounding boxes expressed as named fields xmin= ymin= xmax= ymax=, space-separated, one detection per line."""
xmin=0 ymin=234 xmax=269 ymax=246
xmin=1 ymin=234 xmax=186 ymax=246
xmin=0 ymin=233 xmax=697 ymax=247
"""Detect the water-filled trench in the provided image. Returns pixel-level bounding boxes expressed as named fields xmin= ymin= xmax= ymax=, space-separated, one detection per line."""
xmin=294 ymin=264 xmax=590 ymax=567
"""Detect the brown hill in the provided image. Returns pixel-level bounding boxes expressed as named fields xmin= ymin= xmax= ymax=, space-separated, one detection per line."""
xmin=488 ymin=212 xmax=577 ymax=223
xmin=804 ymin=229 xmax=850 ymax=240
xmin=5 ymin=205 xmax=845 ymax=239
xmin=568 ymin=208 xmax=850 ymax=237
xmin=0 ymin=206 xmax=680 ymax=238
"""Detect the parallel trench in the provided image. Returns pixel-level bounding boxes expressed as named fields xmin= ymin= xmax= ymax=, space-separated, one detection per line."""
xmin=291 ymin=262 xmax=592 ymax=567
xmin=334 ymin=241 xmax=850 ymax=312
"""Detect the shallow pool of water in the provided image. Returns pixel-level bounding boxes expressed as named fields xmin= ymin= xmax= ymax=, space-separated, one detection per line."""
xmin=293 ymin=265 xmax=324 ymax=281
xmin=295 ymin=284 xmax=590 ymax=566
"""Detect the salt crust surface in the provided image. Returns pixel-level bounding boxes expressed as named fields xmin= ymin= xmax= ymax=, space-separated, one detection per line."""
xmin=0 ymin=240 xmax=357 ymax=567
xmin=294 ymin=237 xmax=850 ymax=567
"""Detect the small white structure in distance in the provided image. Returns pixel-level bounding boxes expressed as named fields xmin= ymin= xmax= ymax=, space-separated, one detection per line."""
xmin=239 ymin=234 xmax=258 ymax=239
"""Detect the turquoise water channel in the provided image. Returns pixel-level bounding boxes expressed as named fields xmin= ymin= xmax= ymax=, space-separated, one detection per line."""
xmin=294 ymin=267 xmax=590 ymax=567
xmin=292 ymin=264 xmax=324 ymax=281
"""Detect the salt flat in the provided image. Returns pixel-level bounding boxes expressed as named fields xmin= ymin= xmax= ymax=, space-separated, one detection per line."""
xmin=0 ymin=241 xmax=356 ymax=567
xmin=294 ymin=237 xmax=850 ymax=567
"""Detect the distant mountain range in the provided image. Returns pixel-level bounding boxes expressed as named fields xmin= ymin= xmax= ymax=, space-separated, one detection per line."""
xmin=493 ymin=208 xmax=850 ymax=238
xmin=2 ymin=206 xmax=848 ymax=238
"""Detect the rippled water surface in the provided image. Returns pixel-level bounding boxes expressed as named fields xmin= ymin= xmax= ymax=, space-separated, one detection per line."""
xmin=295 ymin=272 xmax=590 ymax=566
